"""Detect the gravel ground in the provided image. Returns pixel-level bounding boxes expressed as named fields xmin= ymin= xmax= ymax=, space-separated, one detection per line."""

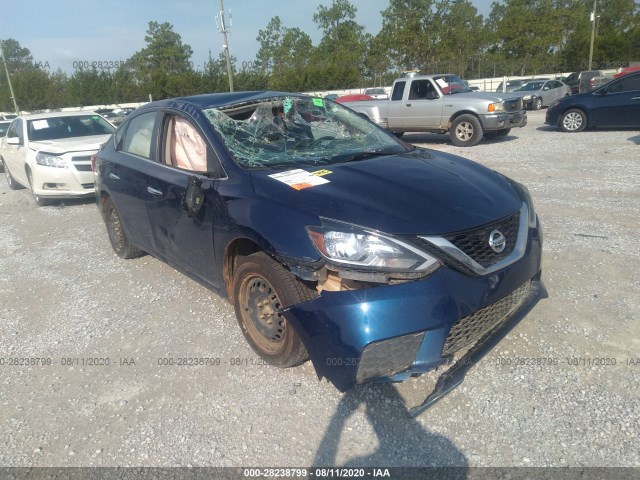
xmin=0 ymin=110 xmax=638 ymax=470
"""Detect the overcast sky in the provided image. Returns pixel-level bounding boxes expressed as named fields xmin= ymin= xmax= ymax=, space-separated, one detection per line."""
xmin=2 ymin=0 xmax=493 ymax=74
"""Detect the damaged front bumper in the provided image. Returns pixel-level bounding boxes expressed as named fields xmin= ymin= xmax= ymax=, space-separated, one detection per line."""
xmin=284 ymin=225 xmax=542 ymax=392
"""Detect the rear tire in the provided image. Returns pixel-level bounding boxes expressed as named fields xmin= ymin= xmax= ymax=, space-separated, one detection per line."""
xmin=103 ymin=197 xmax=145 ymax=259
xmin=450 ymin=114 xmax=483 ymax=147
xmin=233 ymin=252 xmax=317 ymax=367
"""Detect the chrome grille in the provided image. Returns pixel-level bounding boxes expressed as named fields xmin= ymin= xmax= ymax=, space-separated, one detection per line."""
xmin=443 ymin=282 xmax=531 ymax=355
xmin=444 ymin=210 xmax=520 ymax=268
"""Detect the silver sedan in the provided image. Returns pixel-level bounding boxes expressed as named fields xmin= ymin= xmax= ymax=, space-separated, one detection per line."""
xmin=512 ymin=80 xmax=572 ymax=110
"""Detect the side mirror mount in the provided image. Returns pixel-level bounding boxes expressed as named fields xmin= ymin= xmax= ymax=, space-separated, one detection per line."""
xmin=7 ymin=136 xmax=20 ymax=146
xmin=184 ymin=176 xmax=207 ymax=218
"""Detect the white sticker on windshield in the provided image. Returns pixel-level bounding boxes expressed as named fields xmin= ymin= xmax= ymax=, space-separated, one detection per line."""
xmin=269 ymin=169 xmax=330 ymax=190
xmin=31 ymin=120 xmax=49 ymax=130
xmin=435 ymin=78 xmax=448 ymax=89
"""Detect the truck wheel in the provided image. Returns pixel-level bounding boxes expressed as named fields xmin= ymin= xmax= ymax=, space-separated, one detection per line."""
xmin=450 ymin=115 xmax=483 ymax=147
xmin=560 ymin=109 xmax=587 ymax=132
xmin=533 ymin=98 xmax=543 ymax=110
xmin=233 ymin=252 xmax=316 ymax=367
xmin=484 ymin=128 xmax=511 ymax=139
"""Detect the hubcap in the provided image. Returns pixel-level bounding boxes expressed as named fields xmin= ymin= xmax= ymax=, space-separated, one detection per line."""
xmin=455 ymin=122 xmax=474 ymax=141
xmin=563 ymin=112 xmax=582 ymax=131
xmin=242 ymin=275 xmax=285 ymax=345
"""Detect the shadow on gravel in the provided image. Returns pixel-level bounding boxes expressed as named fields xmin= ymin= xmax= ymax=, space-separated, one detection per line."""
xmin=628 ymin=134 xmax=640 ymax=145
xmin=42 ymin=197 xmax=95 ymax=208
xmin=403 ymin=132 xmax=518 ymax=146
xmin=311 ymin=383 xmax=468 ymax=472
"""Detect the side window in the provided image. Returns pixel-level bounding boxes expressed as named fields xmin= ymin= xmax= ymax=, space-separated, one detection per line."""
xmin=391 ymin=81 xmax=406 ymax=101
xmin=408 ymin=80 xmax=435 ymax=100
xmin=121 ymin=112 xmax=156 ymax=158
xmin=608 ymin=75 xmax=640 ymax=94
xmin=163 ymin=115 xmax=208 ymax=172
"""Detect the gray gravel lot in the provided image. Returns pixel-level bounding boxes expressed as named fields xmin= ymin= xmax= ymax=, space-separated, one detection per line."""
xmin=0 ymin=110 xmax=638 ymax=469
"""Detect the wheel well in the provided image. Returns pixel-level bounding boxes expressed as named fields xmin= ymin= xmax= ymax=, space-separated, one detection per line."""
xmin=448 ymin=111 xmax=480 ymax=129
xmin=224 ymin=238 xmax=261 ymax=302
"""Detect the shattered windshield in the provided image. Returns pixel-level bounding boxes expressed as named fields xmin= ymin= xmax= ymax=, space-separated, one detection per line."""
xmin=432 ymin=75 xmax=472 ymax=94
xmin=203 ymin=96 xmax=406 ymax=169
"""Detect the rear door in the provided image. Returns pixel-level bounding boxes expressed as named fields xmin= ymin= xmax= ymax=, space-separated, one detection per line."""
xmin=101 ymin=110 xmax=158 ymax=250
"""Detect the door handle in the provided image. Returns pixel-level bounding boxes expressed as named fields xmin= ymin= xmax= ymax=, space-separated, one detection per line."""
xmin=109 ymin=173 xmax=120 ymax=180
xmin=406 ymin=103 xmax=412 ymax=107
xmin=147 ymin=186 xmax=163 ymax=196
xmin=632 ymin=96 xmax=640 ymax=100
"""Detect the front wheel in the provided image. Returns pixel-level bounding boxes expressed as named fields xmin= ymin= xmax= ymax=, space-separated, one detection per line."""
xmin=103 ymin=197 xmax=145 ymax=259
xmin=533 ymin=98 xmax=543 ymax=110
xmin=233 ymin=252 xmax=316 ymax=367
xmin=450 ymin=115 xmax=483 ymax=147
xmin=27 ymin=170 xmax=49 ymax=206
xmin=560 ymin=109 xmax=587 ymax=132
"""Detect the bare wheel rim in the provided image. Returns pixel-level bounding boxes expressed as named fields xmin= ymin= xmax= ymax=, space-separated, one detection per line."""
xmin=239 ymin=274 xmax=286 ymax=353
xmin=455 ymin=121 xmax=474 ymax=141
xmin=563 ymin=112 xmax=583 ymax=131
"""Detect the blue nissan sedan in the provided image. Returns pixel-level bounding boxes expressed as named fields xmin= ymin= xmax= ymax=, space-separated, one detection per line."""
xmin=94 ymin=91 xmax=542 ymax=400
xmin=545 ymin=71 xmax=640 ymax=132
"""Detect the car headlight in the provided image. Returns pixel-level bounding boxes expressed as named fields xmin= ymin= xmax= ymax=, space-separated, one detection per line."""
xmin=522 ymin=95 xmax=532 ymax=101
xmin=36 ymin=152 xmax=68 ymax=168
xmin=487 ymin=102 xmax=504 ymax=113
xmin=307 ymin=219 xmax=440 ymax=273
xmin=507 ymin=180 xmax=537 ymax=228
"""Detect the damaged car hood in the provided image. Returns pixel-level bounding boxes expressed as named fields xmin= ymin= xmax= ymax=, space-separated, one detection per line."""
xmin=250 ymin=149 xmax=521 ymax=235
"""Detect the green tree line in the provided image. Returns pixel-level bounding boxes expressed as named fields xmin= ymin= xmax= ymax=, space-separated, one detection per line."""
xmin=2 ymin=0 xmax=638 ymax=112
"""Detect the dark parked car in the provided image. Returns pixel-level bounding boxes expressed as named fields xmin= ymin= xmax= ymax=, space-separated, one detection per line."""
xmin=545 ymin=71 xmax=640 ymax=132
xmin=94 ymin=91 xmax=542 ymax=400
xmin=564 ymin=70 xmax=603 ymax=94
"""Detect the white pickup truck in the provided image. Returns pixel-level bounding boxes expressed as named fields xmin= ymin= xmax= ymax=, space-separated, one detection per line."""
xmin=346 ymin=74 xmax=527 ymax=147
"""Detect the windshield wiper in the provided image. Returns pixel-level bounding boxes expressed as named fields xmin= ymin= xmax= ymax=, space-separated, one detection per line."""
xmin=329 ymin=149 xmax=401 ymax=164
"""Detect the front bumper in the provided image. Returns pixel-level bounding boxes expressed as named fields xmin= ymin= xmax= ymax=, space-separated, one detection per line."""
xmin=284 ymin=221 xmax=542 ymax=391
xmin=31 ymin=163 xmax=95 ymax=198
xmin=480 ymin=110 xmax=527 ymax=131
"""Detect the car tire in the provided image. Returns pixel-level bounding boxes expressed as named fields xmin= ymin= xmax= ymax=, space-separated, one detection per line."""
xmin=560 ymin=109 xmax=587 ymax=132
xmin=484 ymin=128 xmax=511 ymax=139
xmin=2 ymin=158 xmax=24 ymax=190
xmin=450 ymin=114 xmax=483 ymax=147
xmin=26 ymin=169 xmax=49 ymax=206
xmin=533 ymin=98 xmax=543 ymax=110
xmin=393 ymin=132 xmax=405 ymax=138
xmin=233 ymin=252 xmax=316 ymax=367
xmin=104 ymin=197 xmax=145 ymax=259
